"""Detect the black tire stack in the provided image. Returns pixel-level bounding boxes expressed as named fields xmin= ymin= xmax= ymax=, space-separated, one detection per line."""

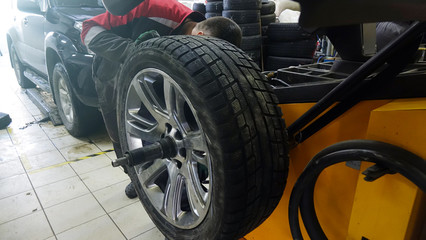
xmin=264 ymin=23 xmax=317 ymax=71
xmin=261 ymin=0 xmax=276 ymax=32
xmin=205 ymin=0 xmax=223 ymax=18
xmin=192 ymin=2 xmax=206 ymax=15
xmin=223 ymin=0 xmax=262 ymax=66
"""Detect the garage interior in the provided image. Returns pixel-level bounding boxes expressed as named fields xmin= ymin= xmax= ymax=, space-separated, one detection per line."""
xmin=1 ymin=0 xmax=425 ymax=240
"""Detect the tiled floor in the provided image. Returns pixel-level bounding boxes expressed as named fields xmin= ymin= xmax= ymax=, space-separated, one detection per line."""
xmin=0 ymin=53 xmax=165 ymax=239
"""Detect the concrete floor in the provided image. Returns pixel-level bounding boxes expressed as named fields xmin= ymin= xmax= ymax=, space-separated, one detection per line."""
xmin=0 ymin=53 xmax=165 ymax=239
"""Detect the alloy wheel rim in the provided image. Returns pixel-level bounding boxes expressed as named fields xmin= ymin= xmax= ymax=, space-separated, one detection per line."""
xmin=124 ymin=68 xmax=212 ymax=229
xmin=58 ymin=77 xmax=74 ymax=123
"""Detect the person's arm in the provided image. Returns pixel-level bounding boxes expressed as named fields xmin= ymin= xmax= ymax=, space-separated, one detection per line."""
xmin=81 ymin=0 xmax=198 ymax=62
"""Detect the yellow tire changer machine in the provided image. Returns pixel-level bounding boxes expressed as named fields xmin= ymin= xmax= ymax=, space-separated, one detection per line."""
xmin=246 ymin=1 xmax=426 ymax=239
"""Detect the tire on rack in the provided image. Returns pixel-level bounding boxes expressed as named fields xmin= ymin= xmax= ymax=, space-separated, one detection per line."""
xmin=239 ymin=22 xmax=261 ymax=36
xmin=52 ymin=62 xmax=101 ymax=137
xmin=266 ymin=23 xmax=313 ymax=42
xmin=205 ymin=12 xmax=222 ymax=18
xmin=241 ymin=35 xmax=263 ymax=50
xmin=10 ymin=43 xmax=36 ymax=88
xmin=116 ymin=35 xmax=289 ymax=240
xmin=261 ymin=1 xmax=276 ymax=15
xmin=261 ymin=13 xmax=276 ymax=26
xmin=205 ymin=2 xmax=223 ymax=12
xmin=192 ymin=3 xmax=206 ymax=14
xmin=223 ymin=0 xmax=261 ymax=10
xmin=222 ymin=10 xmax=260 ymax=24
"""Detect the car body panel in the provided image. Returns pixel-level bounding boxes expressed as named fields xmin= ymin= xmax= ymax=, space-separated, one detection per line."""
xmin=7 ymin=0 xmax=105 ymax=107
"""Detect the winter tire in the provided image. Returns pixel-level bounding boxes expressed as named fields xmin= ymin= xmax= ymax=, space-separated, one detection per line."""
xmin=192 ymin=3 xmax=206 ymax=14
xmin=241 ymin=35 xmax=263 ymax=50
xmin=223 ymin=0 xmax=261 ymax=10
xmin=239 ymin=23 xmax=261 ymax=36
xmin=244 ymin=49 xmax=262 ymax=62
xmin=117 ymin=35 xmax=289 ymax=240
xmin=266 ymin=23 xmax=313 ymax=42
xmin=10 ymin=43 xmax=36 ymax=88
xmin=205 ymin=2 xmax=223 ymax=12
xmin=261 ymin=1 xmax=276 ymax=15
xmin=265 ymin=56 xmax=313 ymax=71
xmin=265 ymin=39 xmax=316 ymax=58
xmin=222 ymin=10 xmax=260 ymax=24
xmin=52 ymin=63 xmax=101 ymax=137
xmin=261 ymin=13 xmax=276 ymax=26
xmin=205 ymin=12 xmax=221 ymax=18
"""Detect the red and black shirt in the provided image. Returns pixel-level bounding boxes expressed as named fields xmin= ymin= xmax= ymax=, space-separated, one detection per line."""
xmin=81 ymin=0 xmax=204 ymax=62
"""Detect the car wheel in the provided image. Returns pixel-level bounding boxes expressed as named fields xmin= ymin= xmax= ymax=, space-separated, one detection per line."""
xmin=117 ymin=35 xmax=289 ymax=240
xmin=10 ymin=43 xmax=35 ymax=88
xmin=52 ymin=62 xmax=101 ymax=137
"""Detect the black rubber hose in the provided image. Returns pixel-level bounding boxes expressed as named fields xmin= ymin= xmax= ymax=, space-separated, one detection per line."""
xmin=289 ymin=140 xmax=426 ymax=240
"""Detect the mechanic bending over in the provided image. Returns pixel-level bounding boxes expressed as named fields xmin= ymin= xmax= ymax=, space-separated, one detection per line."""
xmin=81 ymin=0 xmax=242 ymax=199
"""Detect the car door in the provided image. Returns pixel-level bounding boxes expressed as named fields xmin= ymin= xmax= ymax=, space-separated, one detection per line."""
xmin=15 ymin=0 xmax=47 ymax=75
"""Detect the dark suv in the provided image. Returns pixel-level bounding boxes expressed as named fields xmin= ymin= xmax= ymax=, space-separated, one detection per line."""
xmin=7 ymin=0 xmax=105 ymax=136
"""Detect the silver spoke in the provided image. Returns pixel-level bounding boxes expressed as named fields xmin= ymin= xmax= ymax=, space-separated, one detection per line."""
xmin=185 ymin=164 xmax=207 ymax=217
xmin=163 ymin=163 xmax=184 ymax=221
xmin=126 ymin=111 xmax=165 ymax=143
xmin=184 ymin=131 xmax=208 ymax=152
xmin=130 ymin=78 xmax=168 ymax=126
xmin=140 ymin=159 xmax=167 ymax=188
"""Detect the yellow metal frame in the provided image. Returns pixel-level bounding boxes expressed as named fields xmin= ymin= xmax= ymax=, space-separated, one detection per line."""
xmin=245 ymin=98 xmax=426 ymax=239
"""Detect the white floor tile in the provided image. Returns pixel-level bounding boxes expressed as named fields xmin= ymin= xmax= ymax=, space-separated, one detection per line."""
xmin=25 ymin=149 xmax=67 ymax=171
xmin=132 ymin=227 xmax=165 ymax=240
xmin=0 ymin=140 xmax=19 ymax=163
xmin=80 ymin=165 xmax=129 ymax=192
xmin=0 ymin=173 xmax=32 ymax=199
xmin=45 ymin=194 xmax=106 ymax=234
xmin=109 ymin=201 xmax=156 ymax=239
xmin=51 ymin=135 xmax=90 ymax=150
xmin=40 ymin=123 xmax=69 ymax=139
xmin=0 ymin=190 xmax=41 ymax=224
xmin=28 ymin=164 xmax=76 ymax=188
xmin=59 ymin=143 xmax=102 ymax=161
xmin=0 ymin=129 xmax=11 ymax=143
xmin=0 ymin=160 xmax=25 ymax=180
xmin=70 ymin=154 xmax=111 ymax=175
xmin=56 ymin=215 xmax=125 ymax=240
xmin=15 ymin=138 xmax=56 ymax=156
xmin=36 ymin=176 xmax=90 ymax=208
xmin=8 ymin=124 xmax=49 ymax=145
xmin=0 ymin=211 xmax=54 ymax=240
xmin=93 ymin=180 xmax=137 ymax=213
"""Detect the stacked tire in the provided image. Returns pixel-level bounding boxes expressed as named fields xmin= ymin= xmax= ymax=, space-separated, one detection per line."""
xmin=264 ymin=23 xmax=316 ymax=71
xmin=261 ymin=0 xmax=276 ymax=32
xmin=205 ymin=0 xmax=223 ymax=18
xmin=192 ymin=2 xmax=206 ymax=15
xmin=223 ymin=0 xmax=262 ymax=66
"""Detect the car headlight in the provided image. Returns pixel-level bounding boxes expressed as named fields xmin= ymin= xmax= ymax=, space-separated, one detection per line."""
xmin=74 ymin=21 xmax=83 ymax=32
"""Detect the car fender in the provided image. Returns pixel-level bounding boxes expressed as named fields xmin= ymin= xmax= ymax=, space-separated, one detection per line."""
xmin=45 ymin=32 xmax=98 ymax=107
